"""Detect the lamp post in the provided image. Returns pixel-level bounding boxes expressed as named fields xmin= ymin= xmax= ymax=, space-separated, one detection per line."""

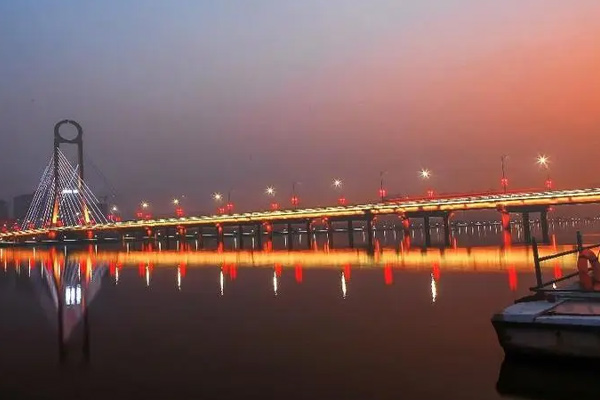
xmin=291 ymin=182 xmax=299 ymax=209
xmin=537 ymin=155 xmax=552 ymax=189
xmin=226 ymin=190 xmax=234 ymax=214
xmin=265 ymin=186 xmax=279 ymax=210
xmin=108 ymin=205 xmax=120 ymax=222
xmin=379 ymin=171 xmax=387 ymax=202
xmin=213 ymin=192 xmax=225 ymax=215
xmin=333 ymin=179 xmax=346 ymax=205
xmin=419 ymin=169 xmax=433 ymax=198
xmin=500 ymin=155 xmax=509 ymax=193
xmin=173 ymin=198 xmax=184 ymax=217
xmin=138 ymin=201 xmax=151 ymax=220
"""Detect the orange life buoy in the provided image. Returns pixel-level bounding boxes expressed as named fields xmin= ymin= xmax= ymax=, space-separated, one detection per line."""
xmin=577 ymin=249 xmax=600 ymax=290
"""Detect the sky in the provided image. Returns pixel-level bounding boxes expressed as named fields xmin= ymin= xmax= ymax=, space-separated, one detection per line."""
xmin=1 ymin=0 xmax=600 ymax=215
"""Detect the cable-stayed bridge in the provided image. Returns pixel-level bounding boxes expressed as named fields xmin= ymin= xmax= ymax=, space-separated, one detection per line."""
xmin=2 ymin=120 xmax=600 ymax=248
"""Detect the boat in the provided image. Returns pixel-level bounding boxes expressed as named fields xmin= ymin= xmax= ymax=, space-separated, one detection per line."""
xmin=492 ymin=232 xmax=600 ymax=359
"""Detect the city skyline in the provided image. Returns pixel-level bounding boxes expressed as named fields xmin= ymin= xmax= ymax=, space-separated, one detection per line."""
xmin=2 ymin=1 xmax=600 ymax=213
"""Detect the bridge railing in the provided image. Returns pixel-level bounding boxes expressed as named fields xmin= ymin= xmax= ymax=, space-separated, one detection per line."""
xmin=530 ymin=231 xmax=600 ymax=292
xmin=387 ymin=187 xmax=555 ymax=203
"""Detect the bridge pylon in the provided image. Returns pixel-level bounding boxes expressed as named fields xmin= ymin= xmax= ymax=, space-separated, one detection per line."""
xmin=19 ymin=121 xmax=108 ymax=231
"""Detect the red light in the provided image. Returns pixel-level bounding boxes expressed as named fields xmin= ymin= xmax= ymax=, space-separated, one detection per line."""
xmin=501 ymin=177 xmax=509 ymax=187
xmin=427 ymin=189 xmax=434 ymax=198
xmin=291 ymin=196 xmax=299 ymax=206
xmin=545 ymin=179 xmax=553 ymax=189
xmin=384 ymin=263 xmax=393 ymax=285
xmin=508 ymin=266 xmax=517 ymax=291
xmin=553 ymin=263 xmax=562 ymax=280
xmin=338 ymin=197 xmax=346 ymax=205
xmin=432 ymin=262 xmax=440 ymax=281
xmin=226 ymin=203 xmax=234 ymax=212
xmin=295 ymin=264 xmax=303 ymax=283
xmin=378 ymin=188 xmax=387 ymax=198
xmin=217 ymin=207 xmax=226 ymax=215
xmin=175 ymin=207 xmax=184 ymax=217
xmin=270 ymin=202 xmax=279 ymax=210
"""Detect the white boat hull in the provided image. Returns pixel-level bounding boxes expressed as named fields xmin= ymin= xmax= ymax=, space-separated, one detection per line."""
xmin=492 ymin=298 xmax=600 ymax=359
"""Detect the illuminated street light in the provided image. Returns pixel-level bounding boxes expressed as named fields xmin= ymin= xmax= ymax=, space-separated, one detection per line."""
xmin=213 ymin=193 xmax=223 ymax=202
xmin=291 ymin=182 xmax=300 ymax=208
xmin=265 ymin=186 xmax=279 ymax=210
xmin=536 ymin=154 xmax=549 ymax=168
xmin=111 ymin=205 xmax=118 ymax=212
xmin=420 ymin=169 xmax=434 ymax=197
xmin=333 ymin=179 xmax=346 ymax=205
xmin=500 ymin=155 xmax=509 ymax=193
xmin=172 ymin=197 xmax=184 ymax=217
xmin=379 ymin=171 xmax=387 ymax=202
xmin=537 ymin=154 xmax=553 ymax=189
xmin=138 ymin=202 xmax=151 ymax=220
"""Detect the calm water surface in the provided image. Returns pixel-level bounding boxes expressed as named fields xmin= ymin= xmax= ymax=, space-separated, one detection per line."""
xmin=1 ymin=223 xmax=600 ymax=399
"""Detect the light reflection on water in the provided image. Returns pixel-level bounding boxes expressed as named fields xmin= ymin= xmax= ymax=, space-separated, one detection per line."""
xmin=0 ymin=226 xmax=599 ymax=399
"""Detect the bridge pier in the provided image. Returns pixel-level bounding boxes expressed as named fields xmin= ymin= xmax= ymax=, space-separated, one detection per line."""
xmin=197 ymin=227 xmax=204 ymax=248
xmin=286 ymin=222 xmax=293 ymax=250
xmin=264 ymin=222 xmax=273 ymax=242
xmin=216 ymin=224 xmax=224 ymax=246
xmin=164 ymin=227 xmax=171 ymax=249
xmin=401 ymin=215 xmax=410 ymax=237
xmin=254 ymin=223 xmax=262 ymax=249
xmin=306 ymin=220 xmax=313 ymax=249
xmin=540 ymin=209 xmax=550 ymax=244
xmin=237 ymin=225 xmax=244 ymax=249
xmin=443 ymin=213 xmax=451 ymax=247
xmin=500 ymin=211 xmax=511 ymax=232
xmin=347 ymin=220 xmax=354 ymax=248
xmin=365 ymin=211 xmax=374 ymax=254
xmin=327 ymin=221 xmax=334 ymax=249
xmin=423 ymin=216 xmax=432 ymax=247
xmin=522 ymin=212 xmax=531 ymax=243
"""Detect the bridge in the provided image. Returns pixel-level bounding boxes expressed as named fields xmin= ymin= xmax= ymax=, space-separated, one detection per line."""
xmin=1 ymin=120 xmax=600 ymax=249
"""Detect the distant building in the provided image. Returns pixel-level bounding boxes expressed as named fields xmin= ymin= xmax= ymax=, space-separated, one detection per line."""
xmin=13 ymin=193 xmax=34 ymax=222
xmin=0 ymin=199 xmax=8 ymax=221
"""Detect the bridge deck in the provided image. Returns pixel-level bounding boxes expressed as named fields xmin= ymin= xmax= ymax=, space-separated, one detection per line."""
xmin=2 ymin=187 xmax=600 ymax=240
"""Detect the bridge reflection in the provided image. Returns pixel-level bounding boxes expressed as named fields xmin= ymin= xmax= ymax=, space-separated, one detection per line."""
xmin=0 ymin=242 xmax=578 ymax=302
xmin=0 ymin=244 xmax=576 ymax=272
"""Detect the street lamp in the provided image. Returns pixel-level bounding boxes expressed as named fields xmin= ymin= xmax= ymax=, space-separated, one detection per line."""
xmin=265 ymin=186 xmax=279 ymax=210
xmin=536 ymin=154 xmax=552 ymax=189
xmin=291 ymin=182 xmax=300 ymax=208
xmin=226 ymin=191 xmax=234 ymax=213
xmin=500 ymin=155 xmax=509 ymax=193
xmin=108 ymin=205 xmax=120 ymax=222
xmin=172 ymin=198 xmax=184 ymax=217
xmin=379 ymin=171 xmax=387 ymax=202
xmin=333 ymin=179 xmax=346 ymax=205
xmin=138 ymin=201 xmax=151 ymax=220
xmin=213 ymin=192 xmax=225 ymax=214
xmin=420 ymin=169 xmax=434 ymax=197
